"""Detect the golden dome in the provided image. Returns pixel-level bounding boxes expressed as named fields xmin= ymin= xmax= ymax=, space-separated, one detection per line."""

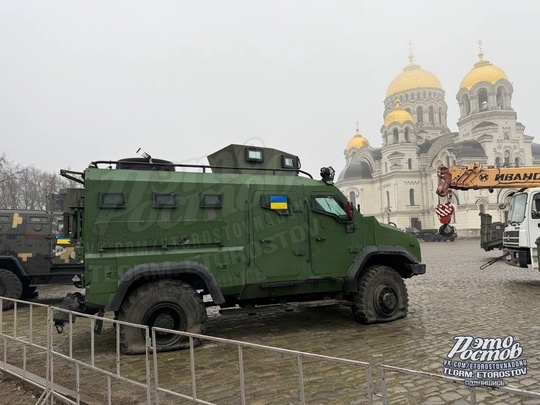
xmin=384 ymin=101 xmax=414 ymax=127
xmin=460 ymin=52 xmax=508 ymax=90
xmin=346 ymin=129 xmax=370 ymax=150
xmin=386 ymin=57 xmax=442 ymax=97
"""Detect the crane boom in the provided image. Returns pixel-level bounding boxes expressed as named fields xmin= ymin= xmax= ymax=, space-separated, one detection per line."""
xmin=436 ymin=163 xmax=540 ymax=197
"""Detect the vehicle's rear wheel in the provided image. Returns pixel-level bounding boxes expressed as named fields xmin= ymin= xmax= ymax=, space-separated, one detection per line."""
xmin=118 ymin=280 xmax=207 ymax=354
xmin=0 ymin=269 xmax=23 ymax=311
xmin=352 ymin=265 xmax=408 ymax=324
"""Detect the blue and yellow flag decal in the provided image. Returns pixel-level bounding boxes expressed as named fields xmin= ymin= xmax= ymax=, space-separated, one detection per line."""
xmin=270 ymin=195 xmax=288 ymax=210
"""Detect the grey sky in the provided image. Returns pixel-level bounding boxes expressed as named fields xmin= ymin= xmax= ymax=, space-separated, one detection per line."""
xmin=1 ymin=1 xmax=539 ymax=177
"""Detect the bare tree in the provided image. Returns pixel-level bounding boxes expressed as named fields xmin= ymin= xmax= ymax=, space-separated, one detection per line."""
xmin=0 ymin=153 xmax=76 ymax=210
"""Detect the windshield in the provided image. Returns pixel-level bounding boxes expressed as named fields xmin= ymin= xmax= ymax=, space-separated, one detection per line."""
xmin=507 ymin=193 xmax=528 ymax=223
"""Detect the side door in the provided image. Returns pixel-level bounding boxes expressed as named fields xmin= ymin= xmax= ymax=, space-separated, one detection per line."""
xmin=309 ymin=193 xmax=357 ymax=276
xmin=251 ymin=191 xmax=309 ymax=280
xmin=528 ymin=191 xmax=540 ymax=269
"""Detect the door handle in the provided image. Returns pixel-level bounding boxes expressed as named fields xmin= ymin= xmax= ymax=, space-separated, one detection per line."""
xmin=316 ymin=237 xmax=326 ymax=242
xmin=259 ymin=239 xmax=273 ymax=243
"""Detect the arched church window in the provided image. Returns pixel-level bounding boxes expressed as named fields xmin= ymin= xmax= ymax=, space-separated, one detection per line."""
xmin=478 ymin=90 xmax=488 ymax=111
xmin=408 ymin=158 xmax=412 ymax=170
xmin=393 ymin=128 xmax=399 ymax=143
xmin=438 ymin=107 xmax=443 ymax=124
xmin=495 ymin=157 xmax=501 ymax=168
xmin=404 ymin=127 xmax=410 ymax=142
xmin=409 ymin=189 xmax=415 ymax=206
xmin=385 ymin=162 xmax=388 ymax=173
xmin=416 ymin=106 xmax=423 ymax=124
xmin=504 ymin=151 xmax=510 ymax=167
xmin=496 ymin=87 xmax=505 ymax=109
xmin=386 ymin=190 xmax=390 ymax=208
xmin=463 ymin=94 xmax=470 ymax=116
xmin=515 ymin=157 xmax=520 ymax=167
xmin=428 ymin=107 xmax=434 ymax=125
xmin=479 ymin=204 xmax=485 ymax=214
xmin=349 ymin=191 xmax=356 ymax=207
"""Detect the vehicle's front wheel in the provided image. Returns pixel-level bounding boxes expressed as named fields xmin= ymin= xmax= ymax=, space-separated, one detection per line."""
xmin=0 ymin=269 xmax=23 ymax=311
xmin=352 ymin=265 xmax=408 ymax=324
xmin=118 ymin=280 xmax=207 ymax=354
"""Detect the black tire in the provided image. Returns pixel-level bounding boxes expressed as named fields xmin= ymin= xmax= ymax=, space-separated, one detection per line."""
xmin=352 ymin=265 xmax=408 ymax=324
xmin=0 ymin=269 xmax=23 ymax=311
xmin=21 ymin=280 xmax=37 ymax=299
xmin=117 ymin=280 xmax=207 ymax=354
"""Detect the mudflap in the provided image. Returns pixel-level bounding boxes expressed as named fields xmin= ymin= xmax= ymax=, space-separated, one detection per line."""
xmin=53 ymin=292 xmax=85 ymax=333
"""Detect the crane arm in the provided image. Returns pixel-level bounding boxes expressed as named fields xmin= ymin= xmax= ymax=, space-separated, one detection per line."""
xmin=436 ymin=163 xmax=540 ymax=197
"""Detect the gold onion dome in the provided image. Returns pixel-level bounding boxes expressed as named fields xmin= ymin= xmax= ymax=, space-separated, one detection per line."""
xmin=460 ymin=50 xmax=508 ymax=90
xmin=346 ymin=128 xmax=370 ymax=150
xmin=386 ymin=54 xmax=442 ymax=97
xmin=384 ymin=101 xmax=414 ymax=127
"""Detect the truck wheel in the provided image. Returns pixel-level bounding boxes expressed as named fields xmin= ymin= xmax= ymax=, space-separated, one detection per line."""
xmin=0 ymin=269 xmax=23 ymax=311
xmin=117 ymin=280 xmax=207 ymax=354
xmin=352 ymin=265 xmax=408 ymax=324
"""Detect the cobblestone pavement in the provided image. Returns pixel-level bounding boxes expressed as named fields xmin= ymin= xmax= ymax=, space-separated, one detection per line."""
xmin=2 ymin=239 xmax=540 ymax=404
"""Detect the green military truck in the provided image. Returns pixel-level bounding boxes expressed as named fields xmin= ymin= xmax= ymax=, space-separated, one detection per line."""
xmin=54 ymin=144 xmax=426 ymax=354
xmin=0 ymin=206 xmax=83 ymax=310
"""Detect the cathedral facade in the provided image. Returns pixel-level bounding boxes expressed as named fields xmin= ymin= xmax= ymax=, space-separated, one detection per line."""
xmin=336 ymin=49 xmax=540 ymax=237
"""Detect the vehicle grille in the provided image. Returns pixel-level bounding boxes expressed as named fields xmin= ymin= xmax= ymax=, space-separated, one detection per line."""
xmin=503 ymin=230 xmax=519 ymax=246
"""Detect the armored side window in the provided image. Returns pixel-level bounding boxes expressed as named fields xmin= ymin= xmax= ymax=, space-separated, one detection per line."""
xmin=0 ymin=215 xmax=9 ymax=223
xmin=281 ymin=154 xmax=298 ymax=169
xmin=153 ymin=193 xmax=177 ymax=208
xmin=100 ymin=192 xmax=126 ymax=208
xmin=29 ymin=216 xmax=49 ymax=224
xmin=201 ymin=194 xmax=223 ymax=208
xmin=312 ymin=195 xmax=349 ymax=221
xmin=245 ymin=147 xmax=264 ymax=162
xmin=261 ymin=195 xmax=291 ymax=215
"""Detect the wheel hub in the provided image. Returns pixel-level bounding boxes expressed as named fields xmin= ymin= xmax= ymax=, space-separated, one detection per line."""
xmin=381 ymin=291 xmax=397 ymax=310
xmin=153 ymin=313 xmax=176 ymax=334
xmin=375 ymin=286 xmax=398 ymax=316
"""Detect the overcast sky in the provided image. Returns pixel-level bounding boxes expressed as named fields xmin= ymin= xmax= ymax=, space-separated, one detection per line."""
xmin=1 ymin=1 xmax=540 ymax=177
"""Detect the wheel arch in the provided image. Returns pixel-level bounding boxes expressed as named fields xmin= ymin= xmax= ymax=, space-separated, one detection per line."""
xmin=0 ymin=256 xmax=28 ymax=280
xmin=104 ymin=261 xmax=226 ymax=312
xmin=344 ymin=245 xmax=424 ymax=293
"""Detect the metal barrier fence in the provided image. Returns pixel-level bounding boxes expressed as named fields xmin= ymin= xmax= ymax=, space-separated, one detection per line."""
xmin=1 ymin=296 xmax=540 ymax=405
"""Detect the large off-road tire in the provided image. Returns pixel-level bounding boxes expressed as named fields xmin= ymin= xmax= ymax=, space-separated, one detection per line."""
xmin=352 ymin=265 xmax=408 ymax=324
xmin=0 ymin=269 xmax=23 ymax=311
xmin=117 ymin=280 xmax=208 ymax=354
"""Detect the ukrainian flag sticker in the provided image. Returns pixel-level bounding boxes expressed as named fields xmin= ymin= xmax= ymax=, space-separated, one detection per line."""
xmin=270 ymin=195 xmax=288 ymax=210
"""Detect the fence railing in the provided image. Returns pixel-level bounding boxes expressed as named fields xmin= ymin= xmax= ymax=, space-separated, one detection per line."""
xmin=1 ymin=296 xmax=539 ymax=405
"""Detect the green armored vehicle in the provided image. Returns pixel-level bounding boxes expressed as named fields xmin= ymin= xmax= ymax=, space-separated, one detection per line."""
xmin=55 ymin=144 xmax=425 ymax=354
xmin=0 ymin=206 xmax=83 ymax=310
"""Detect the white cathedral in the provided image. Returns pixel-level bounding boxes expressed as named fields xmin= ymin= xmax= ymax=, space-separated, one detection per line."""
xmin=336 ymin=47 xmax=540 ymax=237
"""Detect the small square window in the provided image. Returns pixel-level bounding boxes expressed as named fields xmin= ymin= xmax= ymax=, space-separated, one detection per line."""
xmin=201 ymin=194 xmax=223 ymax=208
xmin=100 ymin=193 xmax=126 ymax=208
xmin=29 ymin=216 xmax=48 ymax=224
xmin=154 ymin=193 xmax=177 ymax=208
xmin=245 ymin=147 xmax=264 ymax=162
xmin=281 ymin=155 xmax=297 ymax=169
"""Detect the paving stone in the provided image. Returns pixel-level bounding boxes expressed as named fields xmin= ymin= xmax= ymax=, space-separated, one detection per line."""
xmin=3 ymin=239 xmax=540 ymax=404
